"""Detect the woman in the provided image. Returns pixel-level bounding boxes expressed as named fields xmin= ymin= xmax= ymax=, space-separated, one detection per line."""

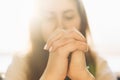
xmin=5 ymin=0 xmax=116 ymax=80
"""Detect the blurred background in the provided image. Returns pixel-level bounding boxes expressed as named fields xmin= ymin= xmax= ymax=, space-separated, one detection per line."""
xmin=0 ymin=0 xmax=120 ymax=79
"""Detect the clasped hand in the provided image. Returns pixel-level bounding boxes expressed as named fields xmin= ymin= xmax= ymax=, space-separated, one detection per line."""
xmin=40 ymin=28 xmax=95 ymax=80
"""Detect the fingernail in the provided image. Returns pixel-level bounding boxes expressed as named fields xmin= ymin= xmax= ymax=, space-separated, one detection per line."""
xmin=49 ymin=47 xmax=53 ymax=52
xmin=44 ymin=44 xmax=47 ymax=50
xmin=81 ymin=34 xmax=85 ymax=39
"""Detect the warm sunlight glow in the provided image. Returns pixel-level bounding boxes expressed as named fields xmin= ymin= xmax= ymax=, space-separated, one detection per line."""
xmin=83 ymin=0 xmax=120 ymax=72
xmin=0 ymin=0 xmax=120 ymax=74
xmin=0 ymin=0 xmax=74 ymax=54
xmin=0 ymin=0 xmax=36 ymax=54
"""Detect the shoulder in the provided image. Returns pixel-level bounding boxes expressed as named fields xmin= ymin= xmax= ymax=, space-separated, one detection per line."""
xmin=94 ymin=54 xmax=116 ymax=80
xmin=5 ymin=53 xmax=29 ymax=80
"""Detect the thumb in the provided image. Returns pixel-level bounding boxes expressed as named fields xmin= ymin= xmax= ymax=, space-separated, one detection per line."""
xmin=71 ymin=50 xmax=86 ymax=70
xmin=68 ymin=50 xmax=87 ymax=78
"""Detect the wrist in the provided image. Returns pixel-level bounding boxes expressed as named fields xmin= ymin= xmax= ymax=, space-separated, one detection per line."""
xmin=40 ymin=71 xmax=65 ymax=80
xmin=71 ymin=69 xmax=95 ymax=80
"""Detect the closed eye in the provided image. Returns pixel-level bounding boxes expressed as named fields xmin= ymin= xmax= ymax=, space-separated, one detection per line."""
xmin=63 ymin=10 xmax=75 ymax=20
xmin=64 ymin=15 xmax=75 ymax=20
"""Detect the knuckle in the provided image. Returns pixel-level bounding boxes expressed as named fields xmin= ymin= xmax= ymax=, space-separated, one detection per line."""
xmin=82 ymin=42 xmax=88 ymax=52
xmin=52 ymin=41 xmax=57 ymax=48
xmin=76 ymin=41 xmax=88 ymax=52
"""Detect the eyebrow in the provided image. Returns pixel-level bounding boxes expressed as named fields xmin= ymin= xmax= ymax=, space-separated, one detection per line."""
xmin=63 ymin=10 xmax=74 ymax=14
xmin=44 ymin=9 xmax=74 ymax=15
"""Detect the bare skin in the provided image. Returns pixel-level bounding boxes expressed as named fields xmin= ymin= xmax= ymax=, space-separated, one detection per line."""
xmin=38 ymin=0 xmax=95 ymax=79
xmin=40 ymin=29 xmax=95 ymax=80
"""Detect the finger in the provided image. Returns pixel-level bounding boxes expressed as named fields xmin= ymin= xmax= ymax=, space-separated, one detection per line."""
xmin=51 ymin=38 xmax=75 ymax=52
xmin=68 ymin=50 xmax=87 ymax=78
xmin=51 ymin=39 xmax=88 ymax=53
xmin=71 ymin=51 xmax=87 ymax=70
xmin=48 ymin=28 xmax=87 ymax=52
xmin=52 ymin=41 xmax=88 ymax=58
xmin=68 ymin=50 xmax=95 ymax=80
xmin=76 ymin=41 xmax=88 ymax=52
xmin=44 ymin=29 xmax=65 ymax=50
xmin=45 ymin=28 xmax=86 ymax=51
xmin=66 ymin=28 xmax=86 ymax=42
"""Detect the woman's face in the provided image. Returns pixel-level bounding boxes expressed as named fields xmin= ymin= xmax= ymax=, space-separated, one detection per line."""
xmin=39 ymin=0 xmax=81 ymax=41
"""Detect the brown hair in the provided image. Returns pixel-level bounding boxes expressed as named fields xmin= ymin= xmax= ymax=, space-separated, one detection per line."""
xmin=26 ymin=0 xmax=96 ymax=80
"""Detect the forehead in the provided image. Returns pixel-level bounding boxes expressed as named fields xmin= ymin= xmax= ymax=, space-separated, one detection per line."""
xmin=38 ymin=0 xmax=77 ymax=12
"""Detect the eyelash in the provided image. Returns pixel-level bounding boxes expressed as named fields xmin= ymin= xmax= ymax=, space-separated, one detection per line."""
xmin=45 ymin=15 xmax=74 ymax=21
xmin=65 ymin=16 xmax=74 ymax=20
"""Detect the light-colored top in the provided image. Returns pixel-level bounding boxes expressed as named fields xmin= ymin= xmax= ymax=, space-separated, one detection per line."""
xmin=5 ymin=53 xmax=116 ymax=80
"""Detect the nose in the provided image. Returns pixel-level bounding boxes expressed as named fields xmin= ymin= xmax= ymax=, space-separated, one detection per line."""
xmin=55 ymin=17 xmax=66 ymax=29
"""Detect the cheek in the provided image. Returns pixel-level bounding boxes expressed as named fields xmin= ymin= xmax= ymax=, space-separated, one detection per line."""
xmin=73 ymin=18 xmax=81 ymax=29
xmin=40 ymin=22 xmax=56 ymax=42
xmin=65 ymin=17 xmax=81 ymax=30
